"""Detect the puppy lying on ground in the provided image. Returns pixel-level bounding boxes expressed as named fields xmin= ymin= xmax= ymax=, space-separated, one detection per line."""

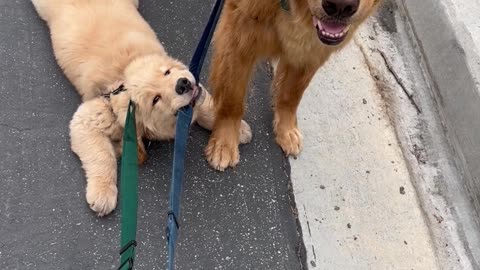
xmin=32 ymin=0 xmax=252 ymax=216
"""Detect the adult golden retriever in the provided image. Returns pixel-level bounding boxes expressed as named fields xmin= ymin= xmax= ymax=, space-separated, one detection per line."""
xmin=206 ymin=0 xmax=382 ymax=170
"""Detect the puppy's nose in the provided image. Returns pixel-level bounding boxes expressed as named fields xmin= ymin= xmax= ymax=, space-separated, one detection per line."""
xmin=175 ymin=77 xmax=192 ymax=95
xmin=322 ymin=0 xmax=359 ymax=18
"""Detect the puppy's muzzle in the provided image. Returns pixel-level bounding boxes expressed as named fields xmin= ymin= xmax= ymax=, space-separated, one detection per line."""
xmin=175 ymin=78 xmax=193 ymax=95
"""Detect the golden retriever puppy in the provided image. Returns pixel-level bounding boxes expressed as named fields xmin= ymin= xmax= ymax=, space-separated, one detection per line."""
xmin=205 ymin=0 xmax=382 ymax=170
xmin=31 ymin=0 xmax=252 ymax=216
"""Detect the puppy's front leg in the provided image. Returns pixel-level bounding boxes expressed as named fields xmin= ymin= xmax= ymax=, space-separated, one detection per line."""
xmin=70 ymin=115 xmax=118 ymax=217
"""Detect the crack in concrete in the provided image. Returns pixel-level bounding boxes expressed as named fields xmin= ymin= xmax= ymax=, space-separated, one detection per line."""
xmin=377 ymin=49 xmax=422 ymax=114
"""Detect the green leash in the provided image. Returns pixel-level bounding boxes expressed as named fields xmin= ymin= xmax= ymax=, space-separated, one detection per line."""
xmin=119 ymin=101 xmax=139 ymax=270
xmin=117 ymin=1 xmax=288 ymax=269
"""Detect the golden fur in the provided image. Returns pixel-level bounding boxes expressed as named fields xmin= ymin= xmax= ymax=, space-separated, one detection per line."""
xmin=206 ymin=0 xmax=382 ymax=170
xmin=32 ymin=0 xmax=252 ymax=216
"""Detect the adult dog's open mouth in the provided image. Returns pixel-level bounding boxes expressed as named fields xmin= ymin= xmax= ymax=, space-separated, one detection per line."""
xmin=313 ymin=17 xmax=350 ymax=46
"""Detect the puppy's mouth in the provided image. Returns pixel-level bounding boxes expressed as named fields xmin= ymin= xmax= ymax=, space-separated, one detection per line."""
xmin=313 ymin=17 xmax=350 ymax=46
xmin=190 ymin=85 xmax=202 ymax=107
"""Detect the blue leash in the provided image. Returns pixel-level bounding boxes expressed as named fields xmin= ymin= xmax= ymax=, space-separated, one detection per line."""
xmin=166 ymin=0 xmax=225 ymax=269
xmin=118 ymin=1 xmax=224 ymax=269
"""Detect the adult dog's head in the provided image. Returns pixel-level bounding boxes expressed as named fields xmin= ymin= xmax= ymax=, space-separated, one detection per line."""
xmin=113 ymin=54 xmax=204 ymax=140
xmin=305 ymin=0 xmax=381 ymax=45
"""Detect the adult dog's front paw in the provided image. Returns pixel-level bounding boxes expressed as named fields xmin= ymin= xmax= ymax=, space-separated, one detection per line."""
xmin=205 ymin=133 xmax=240 ymax=171
xmin=275 ymin=127 xmax=303 ymax=156
xmin=86 ymin=180 xmax=118 ymax=217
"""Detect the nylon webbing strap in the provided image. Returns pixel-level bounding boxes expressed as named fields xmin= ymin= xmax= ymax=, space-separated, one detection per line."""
xmin=166 ymin=105 xmax=193 ymax=270
xmin=119 ymin=101 xmax=139 ymax=270
xmin=189 ymin=0 xmax=225 ymax=80
xmin=166 ymin=0 xmax=225 ymax=269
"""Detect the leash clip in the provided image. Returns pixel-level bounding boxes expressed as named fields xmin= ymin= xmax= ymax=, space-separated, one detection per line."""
xmin=112 ymin=84 xmax=127 ymax=95
xmin=118 ymin=240 xmax=137 ymax=270
xmin=119 ymin=240 xmax=138 ymax=255
xmin=166 ymin=210 xmax=180 ymax=242
xmin=118 ymin=257 xmax=134 ymax=270
xmin=102 ymin=84 xmax=127 ymax=99
xmin=167 ymin=210 xmax=180 ymax=229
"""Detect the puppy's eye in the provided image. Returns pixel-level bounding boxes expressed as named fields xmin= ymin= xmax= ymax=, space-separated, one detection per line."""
xmin=164 ymin=69 xmax=171 ymax=76
xmin=153 ymin=95 xmax=161 ymax=105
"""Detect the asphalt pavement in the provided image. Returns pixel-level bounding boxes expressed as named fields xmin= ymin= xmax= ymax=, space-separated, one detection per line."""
xmin=0 ymin=1 xmax=305 ymax=269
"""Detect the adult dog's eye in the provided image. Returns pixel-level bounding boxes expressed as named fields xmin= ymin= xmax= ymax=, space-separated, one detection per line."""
xmin=153 ymin=95 xmax=161 ymax=105
xmin=164 ymin=69 xmax=171 ymax=76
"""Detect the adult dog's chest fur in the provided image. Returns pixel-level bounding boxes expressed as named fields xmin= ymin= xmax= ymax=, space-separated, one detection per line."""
xmin=275 ymin=9 xmax=336 ymax=68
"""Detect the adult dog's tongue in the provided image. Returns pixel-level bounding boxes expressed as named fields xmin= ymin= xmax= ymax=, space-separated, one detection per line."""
xmin=313 ymin=17 xmax=349 ymax=45
xmin=320 ymin=21 xmax=347 ymax=34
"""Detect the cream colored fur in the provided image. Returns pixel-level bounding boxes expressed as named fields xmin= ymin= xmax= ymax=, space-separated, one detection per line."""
xmin=32 ymin=0 xmax=252 ymax=216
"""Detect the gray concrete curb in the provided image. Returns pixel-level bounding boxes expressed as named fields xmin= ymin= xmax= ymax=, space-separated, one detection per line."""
xmin=400 ymin=0 xmax=480 ymax=266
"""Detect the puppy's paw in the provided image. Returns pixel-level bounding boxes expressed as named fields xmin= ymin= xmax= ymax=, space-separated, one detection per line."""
xmin=239 ymin=120 xmax=252 ymax=144
xmin=205 ymin=135 xmax=240 ymax=171
xmin=275 ymin=127 xmax=303 ymax=156
xmin=86 ymin=180 xmax=118 ymax=217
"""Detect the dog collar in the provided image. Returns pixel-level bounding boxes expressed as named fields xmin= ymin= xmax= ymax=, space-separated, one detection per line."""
xmin=102 ymin=84 xmax=127 ymax=99
xmin=280 ymin=0 xmax=290 ymax=11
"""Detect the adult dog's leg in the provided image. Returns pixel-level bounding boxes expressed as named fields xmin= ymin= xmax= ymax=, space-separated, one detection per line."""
xmin=272 ymin=59 xmax=317 ymax=156
xmin=70 ymin=125 xmax=118 ymax=216
xmin=195 ymin=90 xmax=252 ymax=145
xmin=205 ymin=16 xmax=257 ymax=171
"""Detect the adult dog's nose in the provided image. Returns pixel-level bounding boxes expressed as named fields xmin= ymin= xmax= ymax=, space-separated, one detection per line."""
xmin=322 ymin=0 xmax=359 ymax=18
xmin=175 ymin=77 xmax=192 ymax=95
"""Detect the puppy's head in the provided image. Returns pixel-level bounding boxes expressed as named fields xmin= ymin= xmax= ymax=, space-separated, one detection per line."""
xmin=306 ymin=0 xmax=382 ymax=46
xmin=119 ymin=54 xmax=204 ymax=139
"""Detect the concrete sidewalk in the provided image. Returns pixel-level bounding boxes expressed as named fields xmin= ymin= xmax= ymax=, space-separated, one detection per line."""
xmin=290 ymin=1 xmax=480 ymax=269
xmin=401 ymin=0 xmax=480 ymax=266
xmin=291 ymin=37 xmax=439 ymax=269
xmin=1 ymin=0 xmax=480 ymax=269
